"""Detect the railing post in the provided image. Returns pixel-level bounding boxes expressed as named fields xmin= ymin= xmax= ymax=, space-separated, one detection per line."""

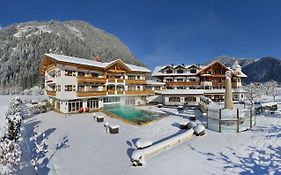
xmin=237 ymin=109 xmax=239 ymax=133
xmin=206 ymin=108 xmax=208 ymax=129
xmin=250 ymin=108 xmax=253 ymax=128
xmin=219 ymin=109 xmax=221 ymax=133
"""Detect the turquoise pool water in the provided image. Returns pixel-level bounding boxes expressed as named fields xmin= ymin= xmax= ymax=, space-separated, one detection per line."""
xmin=103 ymin=104 xmax=165 ymax=125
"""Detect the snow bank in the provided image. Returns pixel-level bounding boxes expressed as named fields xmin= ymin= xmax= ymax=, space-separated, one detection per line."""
xmin=132 ymin=128 xmax=194 ymax=166
xmin=135 ymin=139 xmax=153 ymax=149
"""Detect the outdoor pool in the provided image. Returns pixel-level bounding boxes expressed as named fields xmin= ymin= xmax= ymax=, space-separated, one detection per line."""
xmin=103 ymin=104 xmax=166 ymax=125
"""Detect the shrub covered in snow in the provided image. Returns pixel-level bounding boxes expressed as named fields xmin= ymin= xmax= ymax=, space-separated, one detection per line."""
xmin=0 ymin=138 xmax=22 ymax=175
xmin=194 ymin=125 xmax=205 ymax=136
xmin=0 ymin=97 xmax=23 ymax=174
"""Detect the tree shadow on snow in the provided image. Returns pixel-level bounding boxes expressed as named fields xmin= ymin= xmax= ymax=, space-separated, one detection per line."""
xmin=126 ymin=138 xmax=140 ymax=161
xmin=188 ymin=145 xmax=281 ymax=174
xmin=49 ymin=136 xmax=70 ymax=161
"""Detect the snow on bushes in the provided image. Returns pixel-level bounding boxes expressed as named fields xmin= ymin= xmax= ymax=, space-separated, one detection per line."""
xmin=0 ymin=138 xmax=21 ymax=175
xmin=0 ymin=97 xmax=23 ymax=175
xmin=194 ymin=125 xmax=205 ymax=136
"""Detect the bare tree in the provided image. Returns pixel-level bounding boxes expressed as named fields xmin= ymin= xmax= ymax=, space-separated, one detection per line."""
xmin=266 ymin=80 xmax=278 ymax=101
xmin=244 ymin=83 xmax=263 ymax=106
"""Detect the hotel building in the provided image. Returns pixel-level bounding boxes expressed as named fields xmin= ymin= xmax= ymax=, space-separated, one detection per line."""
xmin=40 ymin=54 xmax=155 ymax=113
xmin=151 ymin=60 xmax=248 ymax=106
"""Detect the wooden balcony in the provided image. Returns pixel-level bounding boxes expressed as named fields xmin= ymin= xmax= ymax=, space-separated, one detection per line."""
xmin=125 ymin=90 xmax=155 ymax=95
xmin=212 ymin=82 xmax=238 ymax=87
xmin=117 ymin=90 xmax=124 ymax=95
xmin=165 ymin=81 xmax=200 ymax=86
xmin=108 ymin=78 xmax=116 ymax=83
xmin=107 ymin=90 xmax=115 ymax=95
xmin=46 ymin=90 xmax=56 ymax=96
xmin=117 ymin=79 xmax=124 ymax=83
xmin=211 ymin=74 xmax=225 ymax=78
xmin=77 ymin=76 xmax=106 ymax=84
xmin=76 ymin=91 xmax=106 ymax=97
xmin=125 ymin=79 xmax=146 ymax=85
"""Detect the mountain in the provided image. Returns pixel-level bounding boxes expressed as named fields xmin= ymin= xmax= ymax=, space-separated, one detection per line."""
xmin=242 ymin=57 xmax=281 ymax=83
xmin=208 ymin=55 xmax=255 ymax=67
xmin=0 ymin=20 xmax=144 ymax=90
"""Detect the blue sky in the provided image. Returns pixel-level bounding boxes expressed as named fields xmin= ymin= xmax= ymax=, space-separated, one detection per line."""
xmin=1 ymin=0 xmax=281 ymax=68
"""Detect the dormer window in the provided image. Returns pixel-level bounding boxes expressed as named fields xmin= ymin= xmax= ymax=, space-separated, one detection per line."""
xmin=177 ymin=69 xmax=184 ymax=74
xmin=166 ymin=69 xmax=173 ymax=74
xmin=190 ymin=69 xmax=197 ymax=73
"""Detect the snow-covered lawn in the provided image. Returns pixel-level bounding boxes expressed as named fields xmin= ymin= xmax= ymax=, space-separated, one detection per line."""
xmin=0 ymin=95 xmax=280 ymax=175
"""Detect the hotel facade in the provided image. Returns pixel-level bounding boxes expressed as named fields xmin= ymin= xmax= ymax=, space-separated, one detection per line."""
xmin=40 ymin=54 xmax=248 ymax=112
xmin=151 ymin=60 xmax=247 ymax=106
xmin=40 ymin=54 xmax=156 ymax=113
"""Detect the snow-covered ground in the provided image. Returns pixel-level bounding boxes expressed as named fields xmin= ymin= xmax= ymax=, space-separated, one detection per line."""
xmin=1 ymin=94 xmax=280 ymax=175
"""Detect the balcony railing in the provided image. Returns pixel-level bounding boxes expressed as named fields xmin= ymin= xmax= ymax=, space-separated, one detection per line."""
xmin=76 ymin=91 xmax=106 ymax=97
xmin=125 ymin=79 xmax=146 ymax=85
xmin=211 ymin=74 xmax=225 ymax=78
xmin=212 ymin=82 xmax=238 ymax=87
xmin=107 ymin=90 xmax=115 ymax=95
xmin=165 ymin=81 xmax=200 ymax=86
xmin=200 ymin=81 xmax=213 ymax=86
xmin=46 ymin=90 xmax=56 ymax=96
xmin=77 ymin=76 xmax=106 ymax=84
xmin=125 ymin=90 xmax=154 ymax=95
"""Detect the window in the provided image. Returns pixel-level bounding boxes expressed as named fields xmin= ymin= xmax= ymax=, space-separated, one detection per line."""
xmin=166 ymin=87 xmax=173 ymax=89
xmin=177 ymin=69 xmax=184 ymax=74
xmin=169 ymin=97 xmax=180 ymax=102
xmin=125 ymin=97 xmax=136 ymax=105
xmin=68 ymin=100 xmax=83 ymax=112
xmin=57 ymin=85 xmax=61 ymax=91
xmin=176 ymin=79 xmax=184 ymax=82
xmin=177 ymin=86 xmax=184 ymax=89
xmin=166 ymin=69 xmax=173 ymax=74
xmin=128 ymin=75 xmax=136 ymax=80
xmin=87 ymin=98 xmax=99 ymax=109
xmin=65 ymin=70 xmax=76 ymax=76
xmin=190 ymin=69 xmax=197 ymax=73
xmin=78 ymin=72 xmax=85 ymax=76
xmin=185 ymin=97 xmax=196 ymax=102
xmin=78 ymin=85 xmax=85 ymax=92
xmin=65 ymin=85 xmax=74 ymax=91
xmin=165 ymin=78 xmax=173 ymax=82
xmin=56 ymin=70 xmax=61 ymax=77
xmin=128 ymin=86 xmax=136 ymax=91
xmin=103 ymin=97 xmax=120 ymax=103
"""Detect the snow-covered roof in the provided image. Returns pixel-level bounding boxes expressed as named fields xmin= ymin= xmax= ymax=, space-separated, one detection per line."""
xmin=151 ymin=66 xmax=197 ymax=77
xmin=44 ymin=53 xmax=150 ymax=73
xmin=152 ymin=61 xmax=247 ymax=78
xmin=160 ymin=88 xmax=247 ymax=95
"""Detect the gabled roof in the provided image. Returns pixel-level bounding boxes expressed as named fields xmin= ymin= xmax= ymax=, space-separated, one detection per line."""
xmin=41 ymin=53 xmax=150 ymax=73
xmin=162 ymin=65 xmax=174 ymax=70
xmin=196 ymin=60 xmax=230 ymax=75
xmin=187 ymin=64 xmax=199 ymax=69
xmin=174 ymin=64 xmax=186 ymax=69
xmin=105 ymin=59 xmax=132 ymax=72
